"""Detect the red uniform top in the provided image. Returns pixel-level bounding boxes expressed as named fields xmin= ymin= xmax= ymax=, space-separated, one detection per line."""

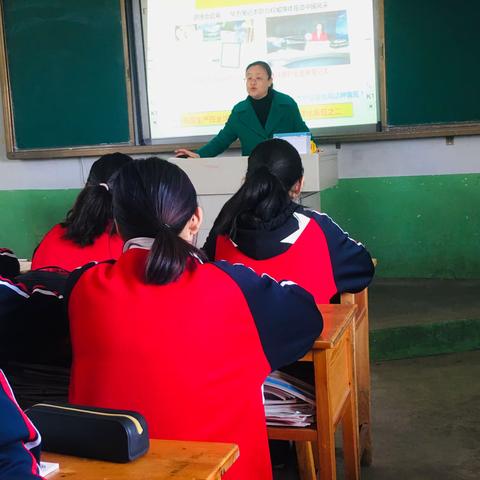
xmin=31 ymin=224 xmax=123 ymax=271
xmin=205 ymin=204 xmax=374 ymax=304
xmin=68 ymin=247 xmax=323 ymax=480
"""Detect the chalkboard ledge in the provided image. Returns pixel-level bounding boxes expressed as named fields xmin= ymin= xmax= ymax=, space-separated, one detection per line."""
xmin=317 ymin=122 xmax=480 ymax=144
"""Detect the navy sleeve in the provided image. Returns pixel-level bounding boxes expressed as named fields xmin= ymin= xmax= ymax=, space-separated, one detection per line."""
xmin=0 ymin=275 xmax=30 ymax=317
xmin=0 ymin=371 xmax=43 ymax=480
xmin=1 ymin=273 xmax=68 ymax=365
xmin=0 ymin=248 xmax=20 ymax=279
xmin=16 ymin=270 xmax=68 ymax=296
xmin=309 ymin=210 xmax=375 ymax=294
xmin=214 ymin=261 xmax=323 ymax=371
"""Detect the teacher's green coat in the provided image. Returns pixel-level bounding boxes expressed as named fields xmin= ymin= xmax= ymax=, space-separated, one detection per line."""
xmin=197 ymin=90 xmax=310 ymax=157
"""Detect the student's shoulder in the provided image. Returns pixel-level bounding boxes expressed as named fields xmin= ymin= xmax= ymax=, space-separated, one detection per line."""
xmin=75 ymin=258 xmax=116 ymax=280
xmin=65 ymin=259 xmax=116 ymax=300
xmin=0 ymin=273 xmax=30 ymax=298
xmin=0 ymin=247 xmax=17 ymax=257
xmin=38 ymin=223 xmax=66 ymax=244
xmin=45 ymin=223 xmax=65 ymax=236
xmin=295 ymin=204 xmax=334 ymax=226
xmin=209 ymin=259 xmax=288 ymax=294
xmin=209 ymin=259 xmax=255 ymax=277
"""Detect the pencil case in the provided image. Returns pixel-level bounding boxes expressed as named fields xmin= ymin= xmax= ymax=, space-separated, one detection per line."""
xmin=25 ymin=402 xmax=149 ymax=462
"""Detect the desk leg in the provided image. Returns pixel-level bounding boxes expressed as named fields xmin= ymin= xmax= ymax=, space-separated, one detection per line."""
xmin=314 ymin=350 xmax=337 ymax=480
xmin=295 ymin=442 xmax=317 ymax=480
xmin=342 ymin=391 xmax=360 ymax=480
xmin=344 ymin=324 xmax=360 ymax=480
xmin=343 ymin=289 xmax=373 ymax=466
xmin=356 ymin=308 xmax=372 ymax=466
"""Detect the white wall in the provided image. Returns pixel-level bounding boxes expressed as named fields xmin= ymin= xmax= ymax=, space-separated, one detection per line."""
xmin=337 ymin=136 xmax=480 ymax=179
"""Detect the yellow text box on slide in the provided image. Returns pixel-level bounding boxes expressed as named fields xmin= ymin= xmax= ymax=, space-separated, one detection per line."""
xmin=182 ymin=111 xmax=231 ymax=127
xmin=182 ymin=103 xmax=353 ymax=127
xmin=196 ymin=0 xmax=282 ymax=8
xmin=300 ymin=103 xmax=353 ymax=120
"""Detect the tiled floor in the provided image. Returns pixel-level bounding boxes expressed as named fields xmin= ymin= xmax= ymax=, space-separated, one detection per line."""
xmin=274 ymin=350 xmax=480 ymax=480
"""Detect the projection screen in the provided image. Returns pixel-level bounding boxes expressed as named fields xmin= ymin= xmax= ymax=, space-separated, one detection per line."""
xmin=138 ymin=0 xmax=379 ymax=144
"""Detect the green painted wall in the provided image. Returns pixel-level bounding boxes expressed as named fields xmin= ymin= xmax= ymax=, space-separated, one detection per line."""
xmin=321 ymin=173 xmax=480 ymax=278
xmin=1 ymin=173 xmax=480 ymax=278
xmin=0 ymin=189 xmax=79 ymax=259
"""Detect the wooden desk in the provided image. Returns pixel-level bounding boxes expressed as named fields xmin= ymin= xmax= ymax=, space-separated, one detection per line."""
xmin=268 ymin=304 xmax=359 ymax=480
xmin=42 ymin=439 xmax=239 ymax=480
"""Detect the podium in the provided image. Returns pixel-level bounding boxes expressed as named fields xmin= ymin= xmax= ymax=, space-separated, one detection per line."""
xmin=169 ymin=147 xmax=338 ymax=245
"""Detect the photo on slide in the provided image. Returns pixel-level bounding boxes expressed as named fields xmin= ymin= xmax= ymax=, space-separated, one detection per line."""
xmin=174 ymin=20 xmax=253 ymax=45
xmin=266 ymin=10 xmax=350 ymax=69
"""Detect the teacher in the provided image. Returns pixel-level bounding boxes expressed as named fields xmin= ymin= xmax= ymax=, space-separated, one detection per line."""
xmin=175 ymin=61 xmax=311 ymax=158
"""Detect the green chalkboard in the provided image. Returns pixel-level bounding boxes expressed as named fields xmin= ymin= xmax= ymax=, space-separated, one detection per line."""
xmin=1 ymin=0 xmax=132 ymax=150
xmin=384 ymin=0 xmax=480 ymax=127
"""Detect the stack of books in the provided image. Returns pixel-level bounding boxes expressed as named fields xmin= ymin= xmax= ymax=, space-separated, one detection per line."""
xmin=263 ymin=371 xmax=315 ymax=427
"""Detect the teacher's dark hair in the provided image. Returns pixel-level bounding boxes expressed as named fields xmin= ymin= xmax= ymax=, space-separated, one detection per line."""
xmin=246 ymin=60 xmax=272 ymax=79
xmin=62 ymin=152 xmax=132 ymax=247
xmin=211 ymin=138 xmax=304 ymax=238
xmin=112 ymin=157 xmax=206 ymax=285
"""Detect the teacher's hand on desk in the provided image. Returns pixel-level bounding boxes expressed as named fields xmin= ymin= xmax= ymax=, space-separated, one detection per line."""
xmin=175 ymin=148 xmax=199 ymax=158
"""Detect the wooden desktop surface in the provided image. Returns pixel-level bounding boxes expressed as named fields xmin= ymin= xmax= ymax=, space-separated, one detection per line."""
xmin=299 ymin=304 xmax=357 ymax=362
xmin=43 ymin=439 xmax=239 ymax=480
xmin=315 ymin=304 xmax=356 ymax=348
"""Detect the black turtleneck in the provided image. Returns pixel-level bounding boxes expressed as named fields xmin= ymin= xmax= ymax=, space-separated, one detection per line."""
xmin=248 ymin=89 xmax=274 ymax=128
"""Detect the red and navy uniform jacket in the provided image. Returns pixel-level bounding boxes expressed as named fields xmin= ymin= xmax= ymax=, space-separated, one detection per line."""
xmin=0 ymin=271 xmax=68 ymax=365
xmin=0 ymin=370 xmax=44 ymax=479
xmin=31 ymin=223 xmax=124 ymax=272
xmin=0 ymin=248 xmax=20 ymax=280
xmin=67 ymin=247 xmax=323 ymax=480
xmin=204 ymin=203 xmax=375 ymax=304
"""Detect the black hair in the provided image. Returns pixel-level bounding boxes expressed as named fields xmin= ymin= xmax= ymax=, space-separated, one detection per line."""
xmin=211 ymin=138 xmax=304 ymax=237
xmin=112 ymin=157 xmax=206 ymax=285
xmin=246 ymin=60 xmax=273 ymax=91
xmin=246 ymin=60 xmax=272 ymax=79
xmin=62 ymin=152 xmax=132 ymax=247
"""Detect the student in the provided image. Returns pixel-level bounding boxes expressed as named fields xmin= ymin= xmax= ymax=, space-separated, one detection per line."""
xmin=67 ymin=157 xmax=323 ymax=480
xmin=204 ymin=138 xmax=375 ymax=303
xmin=0 ymin=370 xmax=44 ymax=479
xmin=31 ymin=152 xmax=132 ymax=272
xmin=0 ymin=248 xmax=20 ymax=279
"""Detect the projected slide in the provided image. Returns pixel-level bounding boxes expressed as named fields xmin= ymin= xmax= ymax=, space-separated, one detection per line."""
xmin=144 ymin=0 xmax=378 ymax=141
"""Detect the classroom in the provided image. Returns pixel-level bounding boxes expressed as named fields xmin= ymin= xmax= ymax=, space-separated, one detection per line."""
xmin=0 ymin=1 xmax=479 ymax=479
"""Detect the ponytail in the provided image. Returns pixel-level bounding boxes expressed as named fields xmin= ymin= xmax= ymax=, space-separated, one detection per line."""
xmin=113 ymin=157 xmax=206 ymax=286
xmin=211 ymin=138 xmax=304 ymax=239
xmin=212 ymin=166 xmax=290 ymax=238
xmin=146 ymin=225 xmax=205 ymax=285
xmin=62 ymin=184 xmax=113 ymax=246
xmin=62 ymin=152 xmax=132 ymax=246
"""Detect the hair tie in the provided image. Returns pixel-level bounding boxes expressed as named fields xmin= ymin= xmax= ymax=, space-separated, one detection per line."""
xmin=99 ymin=183 xmax=109 ymax=191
